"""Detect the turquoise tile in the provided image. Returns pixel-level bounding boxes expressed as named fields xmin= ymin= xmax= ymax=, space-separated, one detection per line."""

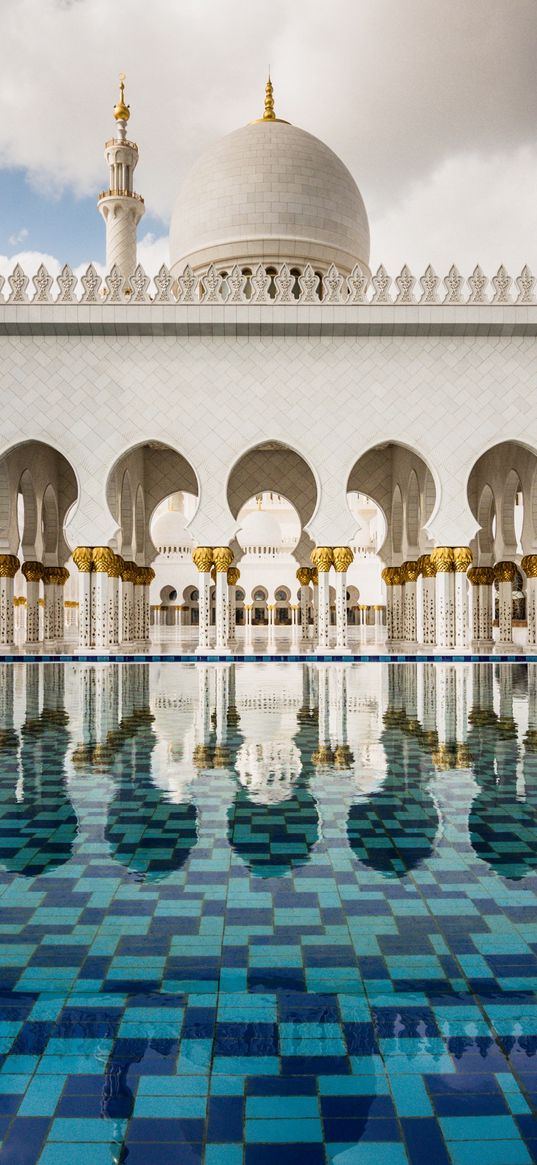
xmin=20 ymin=1075 xmax=65 ymax=1116
xmin=389 ymin=1075 xmax=433 ymax=1116
xmin=245 ymin=1117 xmax=323 ymax=1142
xmin=447 ymin=1142 xmax=531 ymax=1165
xmin=246 ymin=1096 xmax=319 ymax=1118
xmin=441 ymin=1116 xmax=520 ymax=1140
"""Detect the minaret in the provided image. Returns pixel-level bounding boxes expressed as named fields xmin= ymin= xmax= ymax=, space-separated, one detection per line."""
xmin=98 ymin=74 xmax=145 ymax=278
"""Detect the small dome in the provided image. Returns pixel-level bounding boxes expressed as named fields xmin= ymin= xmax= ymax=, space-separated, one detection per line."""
xmin=152 ymin=510 xmax=192 ymax=548
xmin=237 ymin=509 xmax=284 ymax=550
xmin=169 ymin=118 xmax=370 ymax=276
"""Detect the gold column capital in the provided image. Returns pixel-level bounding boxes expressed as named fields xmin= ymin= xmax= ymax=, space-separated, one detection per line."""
xmin=401 ymin=560 xmax=420 ymax=583
xmin=108 ymin=553 xmax=124 ymax=578
xmin=453 ymin=546 xmax=473 ymax=573
xmin=418 ymin=554 xmax=436 ymax=578
xmin=121 ymin=560 xmax=137 ymax=583
xmin=522 ymin=554 xmax=537 ymax=579
xmin=192 ymin=546 xmax=214 ymax=573
xmin=0 ymin=554 xmax=20 ymax=578
xmin=430 ymin=547 xmax=454 ymax=573
xmin=227 ymin=566 xmax=240 ymax=586
xmin=382 ymin=566 xmax=402 ymax=586
xmin=21 ymin=560 xmax=44 ymax=583
xmin=296 ymin=566 xmax=311 ymax=586
xmin=333 ymin=546 xmax=354 ymax=572
xmin=73 ymin=546 xmax=93 ymax=573
xmin=213 ymin=546 xmax=234 ymax=573
xmin=494 ymin=560 xmax=517 ymax=583
xmin=93 ymin=546 xmax=116 ymax=574
xmin=311 ymin=546 xmax=333 ymax=573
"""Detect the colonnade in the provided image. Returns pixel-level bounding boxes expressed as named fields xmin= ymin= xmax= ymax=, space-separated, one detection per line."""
xmin=1 ymin=542 xmax=537 ymax=653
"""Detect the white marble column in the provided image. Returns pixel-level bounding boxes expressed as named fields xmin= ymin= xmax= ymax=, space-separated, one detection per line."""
xmin=227 ymin=567 xmax=239 ymax=648
xmin=401 ymin=561 xmax=419 ymax=644
xmin=73 ymin=548 xmax=94 ymax=649
xmin=311 ymin=548 xmax=333 ymax=651
xmin=468 ymin=569 xmax=481 ymax=645
xmin=42 ymin=570 xmax=56 ymax=643
xmin=290 ymin=603 xmax=300 ymax=646
xmin=107 ymin=557 xmax=122 ymax=649
xmin=92 ymin=547 xmax=116 ymax=649
xmin=22 ymin=561 xmax=43 ymax=645
xmin=454 ymin=548 xmax=472 ymax=648
xmin=0 ymin=556 xmax=19 ymax=647
xmin=522 ymin=556 xmax=537 ymax=646
xmin=333 ymin=546 xmax=353 ymax=653
xmin=214 ymin=547 xmax=233 ymax=652
xmin=121 ymin=561 xmax=136 ymax=645
xmin=297 ymin=567 xmax=311 ymax=644
xmin=494 ymin=561 xmax=517 ymax=647
xmin=418 ymin=557 xmax=436 ymax=646
xmin=193 ymin=548 xmax=214 ymax=653
xmin=312 ymin=571 xmax=319 ymax=645
xmin=431 ymin=548 xmax=456 ymax=649
xmin=479 ymin=571 xmax=494 ymax=644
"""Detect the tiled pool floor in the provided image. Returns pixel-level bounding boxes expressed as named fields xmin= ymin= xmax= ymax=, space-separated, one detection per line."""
xmin=0 ymin=660 xmax=536 ymax=1163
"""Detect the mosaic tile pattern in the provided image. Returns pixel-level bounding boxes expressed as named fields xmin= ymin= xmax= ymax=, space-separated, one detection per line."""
xmin=0 ymin=661 xmax=535 ymax=1163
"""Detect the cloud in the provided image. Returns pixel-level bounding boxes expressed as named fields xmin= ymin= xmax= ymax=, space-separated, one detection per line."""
xmin=0 ymin=0 xmax=535 ymax=268
xmin=7 ymin=227 xmax=28 ymax=247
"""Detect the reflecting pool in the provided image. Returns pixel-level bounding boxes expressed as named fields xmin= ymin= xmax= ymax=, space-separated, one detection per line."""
xmin=0 ymin=661 xmax=537 ymax=1163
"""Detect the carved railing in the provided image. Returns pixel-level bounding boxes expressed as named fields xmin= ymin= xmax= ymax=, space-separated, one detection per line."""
xmin=1 ymin=261 xmax=535 ymax=306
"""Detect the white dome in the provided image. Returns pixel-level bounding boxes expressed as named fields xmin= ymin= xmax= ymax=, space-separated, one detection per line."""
xmin=169 ymin=119 xmax=370 ymax=276
xmin=152 ymin=510 xmax=192 ymax=548
xmin=237 ymin=509 xmax=284 ymax=550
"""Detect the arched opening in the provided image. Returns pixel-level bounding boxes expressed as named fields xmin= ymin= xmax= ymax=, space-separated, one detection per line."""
xmin=106 ymin=441 xmax=199 ymax=564
xmin=468 ymin=440 xmax=537 ymax=561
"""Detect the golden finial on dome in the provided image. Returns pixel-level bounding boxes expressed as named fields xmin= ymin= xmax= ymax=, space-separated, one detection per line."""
xmin=113 ymin=72 xmax=130 ymax=122
xmin=263 ymin=72 xmax=276 ymax=120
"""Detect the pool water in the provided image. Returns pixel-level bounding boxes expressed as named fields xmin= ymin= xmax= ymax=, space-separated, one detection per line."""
xmin=0 ymin=660 xmax=536 ymax=1164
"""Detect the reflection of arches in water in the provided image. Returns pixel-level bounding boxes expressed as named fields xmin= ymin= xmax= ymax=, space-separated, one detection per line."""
xmin=0 ymin=712 xmax=77 ymax=878
xmin=228 ymin=781 xmax=319 ymax=877
xmin=347 ymin=732 xmax=438 ymax=878
xmin=105 ymin=723 xmax=198 ymax=882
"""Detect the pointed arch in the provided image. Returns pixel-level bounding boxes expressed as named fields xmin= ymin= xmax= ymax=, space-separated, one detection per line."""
xmin=42 ymin=484 xmax=59 ymax=562
xmin=405 ymin=469 xmax=420 ymax=555
xmin=18 ymin=469 xmax=38 ymax=559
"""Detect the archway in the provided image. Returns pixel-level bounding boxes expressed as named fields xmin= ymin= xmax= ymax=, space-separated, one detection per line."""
xmin=468 ymin=440 xmax=537 ymax=562
xmin=107 ymin=441 xmax=199 ymax=565
xmin=347 ymin=442 xmax=436 ymax=566
xmin=0 ymin=440 xmax=78 ymax=563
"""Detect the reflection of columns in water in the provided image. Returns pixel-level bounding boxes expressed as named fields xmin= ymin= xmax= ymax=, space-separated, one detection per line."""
xmin=215 ymin=665 xmax=229 ymax=744
xmin=435 ymin=665 xmax=457 ymax=748
xmin=403 ymin=662 xmax=418 ymax=725
xmin=418 ymin=662 xmax=437 ymax=738
xmin=496 ymin=663 xmax=519 ymax=787
xmin=196 ymin=665 xmax=212 ymax=745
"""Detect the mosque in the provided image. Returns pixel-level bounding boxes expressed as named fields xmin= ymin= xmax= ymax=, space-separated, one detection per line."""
xmin=0 ymin=75 xmax=536 ymax=655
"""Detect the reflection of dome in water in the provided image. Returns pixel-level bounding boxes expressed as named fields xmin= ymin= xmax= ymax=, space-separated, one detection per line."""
xmin=228 ymin=782 xmax=318 ymax=877
xmin=237 ymin=509 xmax=285 ymax=551
xmin=235 ymin=740 xmax=301 ymax=804
xmin=169 ymin=117 xmax=370 ymax=276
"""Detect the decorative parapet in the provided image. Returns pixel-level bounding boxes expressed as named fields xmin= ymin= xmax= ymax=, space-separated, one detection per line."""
xmin=0 ymin=260 xmax=535 ymax=307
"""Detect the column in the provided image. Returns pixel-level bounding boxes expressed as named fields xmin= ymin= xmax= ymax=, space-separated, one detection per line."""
xmin=467 ymin=568 xmax=482 ymax=645
xmin=42 ymin=568 xmax=57 ymax=642
xmin=0 ymin=556 xmax=20 ymax=647
xmin=192 ymin=548 xmax=213 ymax=652
xmin=107 ymin=555 xmax=123 ymax=649
xmin=53 ymin=567 xmax=69 ymax=642
xmin=381 ymin=567 xmax=403 ymax=644
xmin=453 ymin=547 xmax=472 ymax=647
xmin=478 ymin=568 xmax=494 ymax=645
xmin=21 ymin=561 xmax=43 ymax=645
xmin=120 ymin=560 xmax=136 ymax=645
xmin=244 ymin=603 xmax=253 ymax=648
xmin=431 ymin=547 xmax=455 ymax=649
xmin=494 ymin=560 xmax=517 ymax=647
xmin=290 ymin=603 xmax=300 ymax=645
xmin=267 ymin=604 xmax=276 ymax=651
xmin=401 ymin=560 xmax=419 ymax=644
xmin=418 ymin=555 xmax=436 ymax=645
xmin=214 ymin=547 xmax=233 ymax=652
xmin=311 ymin=567 xmax=319 ymax=644
xmin=73 ymin=547 xmax=93 ymax=649
xmin=139 ymin=567 xmax=154 ymax=644
xmin=296 ymin=567 xmax=311 ymax=644
xmin=311 ymin=547 xmax=333 ymax=651
xmin=227 ymin=566 xmax=240 ymax=648
xmin=333 ymin=546 xmax=353 ymax=653
xmin=522 ymin=555 xmax=537 ymax=646
xmin=92 ymin=547 xmax=116 ymax=649
xmin=132 ymin=570 xmax=144 ymax=643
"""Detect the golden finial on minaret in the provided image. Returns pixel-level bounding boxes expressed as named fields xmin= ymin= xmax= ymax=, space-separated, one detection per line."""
xmin=113 ymin=72 xmax=130 ymax=123
xmin=263 ymin=73 xmax=276 ymax=121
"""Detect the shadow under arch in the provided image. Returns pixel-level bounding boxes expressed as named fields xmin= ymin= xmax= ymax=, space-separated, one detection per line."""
xmin=227 ymin=440 xmax=319 ymax=532
xmin=467 ymin=439 xmax=537 ymax=559
xmin=346 ymin=440 xmax=436 ymax=561
xmin=106 ymin=440 xmax=199 ymax=563
xmin=104 ymin=710 xmax=198 ymax=882
xmin=0 ymin=439 xmax=78 ymax=561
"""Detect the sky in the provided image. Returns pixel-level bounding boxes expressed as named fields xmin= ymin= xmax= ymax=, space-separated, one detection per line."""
xmin=0 ymin=0 xmax=535 ymax=280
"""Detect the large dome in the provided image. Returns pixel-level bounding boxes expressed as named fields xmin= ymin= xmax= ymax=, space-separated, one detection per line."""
xmin=169 ymin=117 xmax=370 ymax=277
